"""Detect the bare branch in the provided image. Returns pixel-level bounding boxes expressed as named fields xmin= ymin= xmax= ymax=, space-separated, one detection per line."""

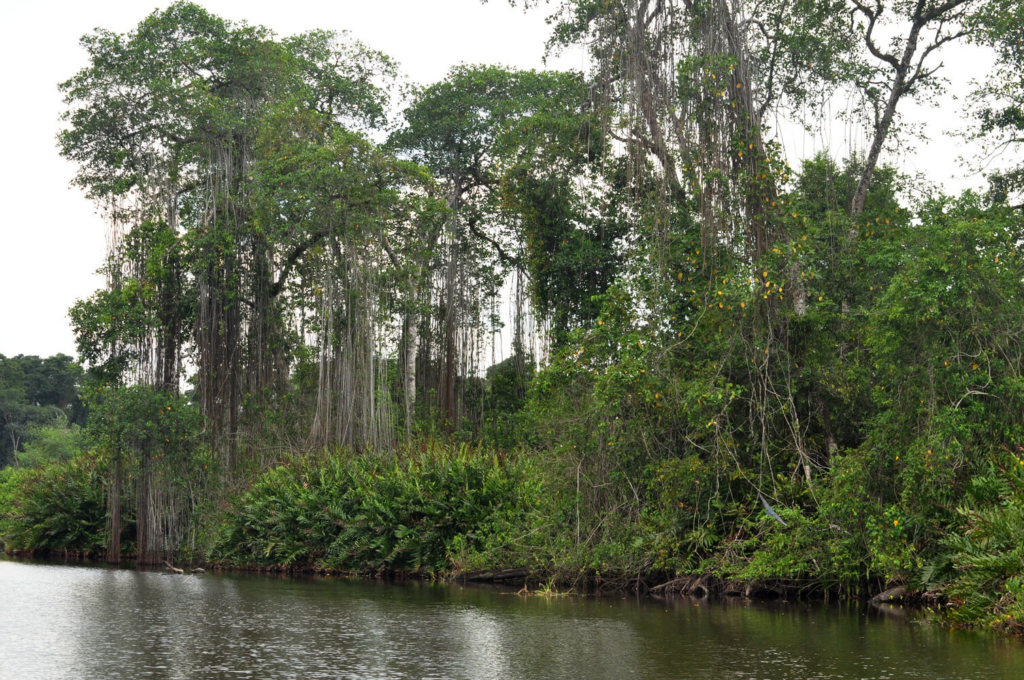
xmin=851 ymin=0 xmax=901 ymax=70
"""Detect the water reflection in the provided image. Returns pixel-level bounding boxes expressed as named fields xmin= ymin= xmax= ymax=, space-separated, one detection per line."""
xmin=1 ymin=557 xmax=1022 ymax=679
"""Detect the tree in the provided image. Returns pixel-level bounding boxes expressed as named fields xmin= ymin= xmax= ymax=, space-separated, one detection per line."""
xmin=17 ymin=415 xmax=86 ymax=469
xmin=845 ymin=0 xmax=979 ymax=214
xmin=963 ymin=0 xmax=1024 ymax=206
xmin=86 ymin=384 xmax=201 ymax=563
xmin=61 ymin=3 xmax=427 ymax=560
xmin=390 ymin=65 xmax=604 ymax=426
xmin=61 ymin=2 xmax=398 ymax=470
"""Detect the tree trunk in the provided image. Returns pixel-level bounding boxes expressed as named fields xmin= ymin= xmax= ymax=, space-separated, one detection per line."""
xmin=850 ymin=16 xmax=927 ymax=216
xmin=438 ymin=184 xmax=461 ymax=429
xmin=404 ymin=310 xmax=419 ymax=443
xmin=106 ymin=455 xmax=121 ymax=564
xmin=441 ymin=296 xmax=456 ymax=428
xmin=790 ymin=261 xmax=807 ymax=317
xmin=850 ymin=83 xmax=903 ymax=216
xmin=814 ymin=389 xmax=839 ymax=460
xmin=136 ymin=456 xmax=149 ymax=565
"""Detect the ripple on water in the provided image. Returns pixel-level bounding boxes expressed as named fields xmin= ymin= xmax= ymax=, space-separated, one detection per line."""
xmin=1 ymin=558 xmax=1022 ymax=680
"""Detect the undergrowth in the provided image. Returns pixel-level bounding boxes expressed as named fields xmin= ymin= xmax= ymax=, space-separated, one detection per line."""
xmin=209 ymin=442 xmax=537 ymax=574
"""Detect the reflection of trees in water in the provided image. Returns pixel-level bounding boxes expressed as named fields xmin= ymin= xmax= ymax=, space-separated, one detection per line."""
xmin=5 ymin=561 xmax=1023 ymax=679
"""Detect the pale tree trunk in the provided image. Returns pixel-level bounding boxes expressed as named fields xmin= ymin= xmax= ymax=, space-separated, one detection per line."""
xmin=850 ymin=81 xmax=905 ymax=217
xmin=439 ymin=183 xmax=461 ymax=429
xmin=441 ymin=263 xmax=457 ymax=427
xmin=404 ymin=309 xmax=419 ymax=443
xmin=815 ymin=390 xmax=839 ymax=458
xmin=790 ymin=262 xmax=807 ymax=317
xmin=106 ymin=455 xmax=121 ymax=564
xmin=788 ymin=394 xmax=814 ymax=487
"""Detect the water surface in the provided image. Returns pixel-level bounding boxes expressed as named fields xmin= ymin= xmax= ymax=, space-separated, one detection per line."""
xmin=1 ymin=557 xmax=1022 ymax=679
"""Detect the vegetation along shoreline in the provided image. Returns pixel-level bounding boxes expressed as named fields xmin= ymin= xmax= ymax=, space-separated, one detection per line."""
xmin=4 ymin=0 xmax=1024 ymax=638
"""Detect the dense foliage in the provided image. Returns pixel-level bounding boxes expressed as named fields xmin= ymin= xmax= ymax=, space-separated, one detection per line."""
xmin=211 ymin=444 xmax=536 ymax=573
xmin=0 ymin=453 xmax=107 ymax=555
xmin=4 ymin=0 xmax=1024 ymax=635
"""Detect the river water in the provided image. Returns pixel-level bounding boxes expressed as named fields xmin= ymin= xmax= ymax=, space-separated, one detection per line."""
xmin=1 ymin=557 xmax=1023 ymax=679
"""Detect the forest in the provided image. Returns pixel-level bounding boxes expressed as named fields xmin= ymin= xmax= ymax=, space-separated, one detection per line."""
xmin=2 ymin=0 xmax=1024 ymax=633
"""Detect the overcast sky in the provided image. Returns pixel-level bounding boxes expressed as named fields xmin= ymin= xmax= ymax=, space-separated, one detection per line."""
xmin=0 ymin=1 xmax=992 ymax=360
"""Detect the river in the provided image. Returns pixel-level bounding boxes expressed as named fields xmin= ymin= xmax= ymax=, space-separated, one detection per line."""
xmin=1 ymin=557 xmax=1023 ymax=679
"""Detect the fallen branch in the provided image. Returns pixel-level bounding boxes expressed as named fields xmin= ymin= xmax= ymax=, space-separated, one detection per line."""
xmin=463 ymin=567 xmax=530 ymax=582
xmin=650 ymin=577 xmax=691 ymax=592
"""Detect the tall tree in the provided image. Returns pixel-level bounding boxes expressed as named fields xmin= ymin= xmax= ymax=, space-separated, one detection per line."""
xmin=61 ymin=3 xmax=421 ymax=560
xmin=845 ymin=0 xmax=979 ymax=214
xmin=62 ymin=2 xmax=397 ymax=461
xmin=391 ymin=65 xmax=602 ymax=425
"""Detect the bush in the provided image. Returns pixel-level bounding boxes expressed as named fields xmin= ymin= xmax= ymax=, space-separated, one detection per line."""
xmin=926 ymin=456 xmax=1024 ymax=633
xmin=1 ymin=452 xmax=107 ymax=555
xmin=211 ymin=443 xmax=533 ymax=573
xmin=0 ymin=466 xmax=29 ymax=548
xmin=17 ymin=414 xmax=86 ymax=468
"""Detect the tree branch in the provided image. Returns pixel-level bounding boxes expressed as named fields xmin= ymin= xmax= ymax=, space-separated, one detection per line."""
xmin=851 ymin=0 xmax=901 ymax=71
xmin=466 ymin=216 xmax=522 ymax=268
xmin=269 ymin=233 xmax=324 ymax=298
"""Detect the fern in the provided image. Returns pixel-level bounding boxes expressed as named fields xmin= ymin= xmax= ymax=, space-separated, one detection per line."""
xmin=209 ymin=443 xmax=526 ymax=574
xmin=929 ymin=458 xmax=1024 ymax=633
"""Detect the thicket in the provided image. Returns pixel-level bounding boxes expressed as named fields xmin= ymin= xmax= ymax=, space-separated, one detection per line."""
xmin=0 ymin=454 xmax=107 ymax=555
xmin=210 ymin=444 xmax=536 ymax=573
xmin=3 ymin=0 xmax=1024 ymax=634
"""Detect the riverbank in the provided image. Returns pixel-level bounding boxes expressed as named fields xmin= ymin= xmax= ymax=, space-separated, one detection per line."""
xmin=2 ymin=443 xmax=1022 ymax=634
xmin=0 ymin=548 xmax=943 ymax=618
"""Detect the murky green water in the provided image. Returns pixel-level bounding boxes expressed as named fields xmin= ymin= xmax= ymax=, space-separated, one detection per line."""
xmin=1 ymin=557 xmax=1023 ymax=679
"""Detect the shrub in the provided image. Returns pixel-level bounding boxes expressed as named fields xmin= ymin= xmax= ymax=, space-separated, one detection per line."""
xmin=927 ymin=457 xmax=1024 ymax=633
xmin=17 ymin=414 xmax=86 ymax=468
xmin=211 ymin=442 xmax=532 ymax=573
xmin=1 ymin=452 xmax=107 ymax=555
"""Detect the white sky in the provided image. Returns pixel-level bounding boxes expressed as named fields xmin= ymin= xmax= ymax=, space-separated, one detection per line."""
xmin=0 ymin=1 xmax=992 ymax=360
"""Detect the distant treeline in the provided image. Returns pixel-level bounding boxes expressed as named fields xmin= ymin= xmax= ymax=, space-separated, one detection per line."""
xmin=0 ymin=354 xmax=86 ymax=468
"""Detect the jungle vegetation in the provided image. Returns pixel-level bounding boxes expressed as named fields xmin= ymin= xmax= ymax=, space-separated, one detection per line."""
xmin=3 ymin=0 xmax=1024 ymax=633
xmin=0 ymin=354 xmax=87 ymax=468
